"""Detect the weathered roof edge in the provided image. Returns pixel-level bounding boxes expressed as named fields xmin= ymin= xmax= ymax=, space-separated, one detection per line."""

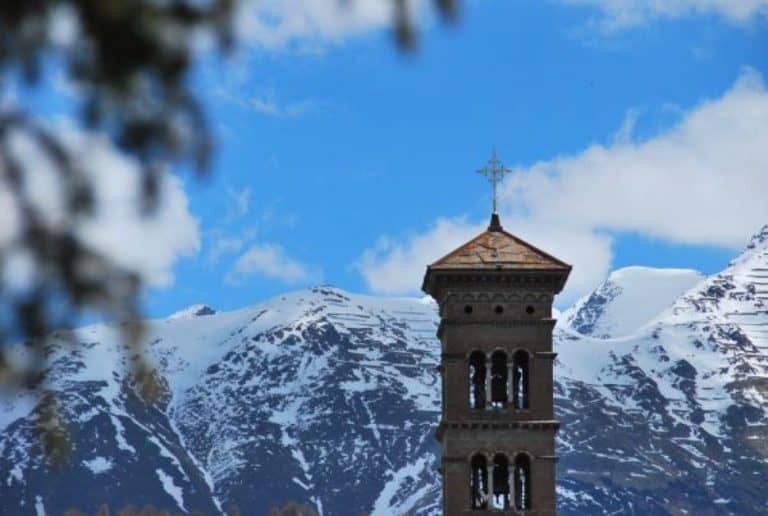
xmin=427 ymin=215 xmax=572 ymax=271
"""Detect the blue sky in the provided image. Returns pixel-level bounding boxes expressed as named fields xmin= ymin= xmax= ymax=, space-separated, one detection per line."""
xmin=9 ymin=0 xmax=768 ymax=317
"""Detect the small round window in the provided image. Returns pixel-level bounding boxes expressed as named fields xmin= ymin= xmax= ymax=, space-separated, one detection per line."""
xmin=495 ymin=305 xmax=504 ymax=314
xmin=525 ymin=305 xmax=535 ymax=315
xmin=464 ymin=305 xmax=474 ymax=314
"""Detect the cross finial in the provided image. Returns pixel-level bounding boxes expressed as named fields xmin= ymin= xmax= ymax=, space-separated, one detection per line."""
xmin=476 ymin=148 xmax=511 ymax=215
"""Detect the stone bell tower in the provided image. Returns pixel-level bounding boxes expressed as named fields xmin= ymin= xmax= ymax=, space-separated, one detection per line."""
xmin=422 ymin=154 xmax=571 ymax=515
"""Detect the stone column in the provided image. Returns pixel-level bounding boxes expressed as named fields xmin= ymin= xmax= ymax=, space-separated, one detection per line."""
xmin=487 ymin=458 xmax=494 ymax=508
xmin=485 ymin=357 xmax=492 ymax=409
xmin=507 ymin=361 xmax=514 ymax=410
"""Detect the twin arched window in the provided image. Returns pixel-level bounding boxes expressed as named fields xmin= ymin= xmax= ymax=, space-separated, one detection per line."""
xmin=469 ymin=350 xmax=529 ymax=410
xmin=470 ymin=453 xmax=531 ymax=510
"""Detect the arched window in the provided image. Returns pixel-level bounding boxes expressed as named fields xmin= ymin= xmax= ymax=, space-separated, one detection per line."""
xmin=469 ymin=351 xmax=486 ymax=409
xmin=514 ymin=454 xmax=531 ymax=511
xmin=470 ymin=454 xmax=488 ymax=509
xmin=512 ymin=351 xmax=529 ymax=410
xmin=490 ymin=351 xmax=508 ymax=408
xmin=492 ymin=454 xmax=510 ymax=509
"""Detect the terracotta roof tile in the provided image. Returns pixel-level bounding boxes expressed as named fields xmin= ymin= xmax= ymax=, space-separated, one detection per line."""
xmin=429 ymin=227 xmax=570 ymax=271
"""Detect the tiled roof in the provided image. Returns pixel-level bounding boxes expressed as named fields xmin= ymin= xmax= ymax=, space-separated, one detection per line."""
xmin=428 ymin=219 xmax=570 ymax=271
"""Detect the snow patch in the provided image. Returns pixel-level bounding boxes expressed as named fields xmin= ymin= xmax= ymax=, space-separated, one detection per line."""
xmin=34 ymin=496 xmax=46 ymax=516
xmin=371 ymin=457 xmax=430 ymax=516
xmin=156 ymin=469 xmax=186 ymax=512
xmin=83 ymin=456 xmax=113 ymax=474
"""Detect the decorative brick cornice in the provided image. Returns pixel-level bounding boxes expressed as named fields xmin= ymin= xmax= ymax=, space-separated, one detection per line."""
xmin=435 ymin=420 xmax=560 ymax=441
xmin=424 ymin=270 xmax=568 ymax=301
xmin=441 ymin=454 xmax=559 ymax=463
xmin=438 ymin=271 xmax=562 ymax=288
xmin=437 ymin=318 xmax=556 ymax=339
xmin=443 ymin=319 xmax=557 ymax=328
xmin=443 ymin=291 xmax=554 ymax=304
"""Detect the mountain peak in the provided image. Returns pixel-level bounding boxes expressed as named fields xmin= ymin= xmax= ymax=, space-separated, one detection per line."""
xmin=562 ymin=266 xmax=704 ymax=338
xmin=167 ymin=304 xmax=216 ymax=320
xmin=745 ymin=224 xmax=768 ymax=252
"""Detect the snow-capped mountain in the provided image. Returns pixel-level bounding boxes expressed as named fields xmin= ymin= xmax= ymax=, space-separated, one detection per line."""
xmin=555 ymin=226 xmax=768 ymax=514
xmin=562 ymin=266 xmax=705 ymax=338
xmin=1 ymin=289 xmax=442 ymax=515
xmin=1 ymin=227 xmax=768 ymax=515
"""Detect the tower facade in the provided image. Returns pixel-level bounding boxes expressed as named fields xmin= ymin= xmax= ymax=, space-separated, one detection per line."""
xmin=422 ymin=214 xmax=570 ymax=515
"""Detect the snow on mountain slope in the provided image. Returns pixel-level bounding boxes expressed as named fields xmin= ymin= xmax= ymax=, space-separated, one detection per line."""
xmin=1 ymin=228 xmax=768 ymax=515
xmin=555 ymin=226 xmax=768 ymax=514
xmin=162 ymin=288 xmax=441 ymax=515
xmin=0 ymin=287 xmax=442 ymax=515
xmin=562 ymin=266 xmax=704 ymax=338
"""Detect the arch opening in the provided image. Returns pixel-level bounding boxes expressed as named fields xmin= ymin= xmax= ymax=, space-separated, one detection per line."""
xmin=492 ymin=454 xmax=510 ymax=509
xmin=469 ymin=351 xmax=486 ymax=410
xmin=490 ymin=351 xmax=508 ymax=409
xmin=512 ymin=350 xmax=529 ymax=410
xmin=470 ymin=454 xmax=489 ymax=509
xmin=514 ymin=454 xmax=532 ymax=511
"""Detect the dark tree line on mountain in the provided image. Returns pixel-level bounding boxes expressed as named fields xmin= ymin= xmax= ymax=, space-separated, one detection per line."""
xmin=63 ymin=500 xmax=321 ymax=515
xmin=0 ymin=0 xmax=457 ymax=460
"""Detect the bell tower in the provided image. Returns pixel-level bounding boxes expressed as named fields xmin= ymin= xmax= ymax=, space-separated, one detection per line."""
xmin=422 ymin=155 xmax=570 ymax=515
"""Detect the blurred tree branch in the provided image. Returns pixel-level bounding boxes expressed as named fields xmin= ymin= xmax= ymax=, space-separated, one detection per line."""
xmin=0 ymin=0 xmax=237 ymax=462
xmin=0 ymin=0 xmax=458 ymax=462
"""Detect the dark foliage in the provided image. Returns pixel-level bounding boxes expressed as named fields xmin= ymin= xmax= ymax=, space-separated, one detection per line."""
xmin=269 ymin=501 xmax=321 ymax=516
xmin=65 ymin=505 xmax=192 ymax=516
xmin=0 ymin=0 xmax=458 ymax=460
xmin=63 ymin=501 xmax=318 ymax=515
xmin=0 ymin=0 xmax=238 ymax=460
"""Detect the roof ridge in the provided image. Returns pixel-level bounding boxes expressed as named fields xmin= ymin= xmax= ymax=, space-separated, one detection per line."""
xmin=428 ymin=226 xmax=571 ymax=270
xmin=496 ymin=229 xmax=571 ymax=268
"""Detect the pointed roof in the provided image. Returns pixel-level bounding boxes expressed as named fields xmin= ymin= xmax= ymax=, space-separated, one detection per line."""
xmin=428 ymin=214 xmax=571 ymax=272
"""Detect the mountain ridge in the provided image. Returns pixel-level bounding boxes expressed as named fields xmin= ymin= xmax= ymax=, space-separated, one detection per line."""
xmin=2 ymin=227 xmax=768 ymax=515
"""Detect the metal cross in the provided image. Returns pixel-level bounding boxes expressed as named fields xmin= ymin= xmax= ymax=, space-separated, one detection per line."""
xmin=476 ymin=149 xmax=511 ymax=214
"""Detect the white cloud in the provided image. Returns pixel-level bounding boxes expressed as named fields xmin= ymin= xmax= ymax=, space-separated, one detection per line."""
xmin=226 ymin=243 xmax=318 ymax=285
xmin=357 ymin=69 xmax=768 ymax=304
xmin=207 ymin=236 xmax=247 ymax=264
xmin=357 ymin=217 xmax=481 ymax=294
xmin=48 ymin=4 xmax=80 ymax=48
xmin=0 ymin=122 xmax=200 ymax=288
xmin=235 ymin=0 xmax=428 ymax=50
xmin=234 ymin=0 xmax=767 ymax=48
xmin=215 ymin=87 xmax=317 ymax=119
xmin=565 ymin=0 xmax=768 ymax=28
xmin=226 ymin=186 xmax=253 ymax=218
xmin=206 ymin=227 xmax=259 ymax=264
xmin=501 ymin=68 xmax=768 ymax=248
xmin=248 ymin=93 xmax=316 ymax=118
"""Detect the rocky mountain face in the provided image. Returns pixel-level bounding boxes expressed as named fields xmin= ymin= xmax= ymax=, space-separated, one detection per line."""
xmin=0 ymin=289 xmax=442 ymax=515
xmin=2 ymin=227 xmax=768 ymax=515
xmin=555 ymin=226 xmax=768 ymax=514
